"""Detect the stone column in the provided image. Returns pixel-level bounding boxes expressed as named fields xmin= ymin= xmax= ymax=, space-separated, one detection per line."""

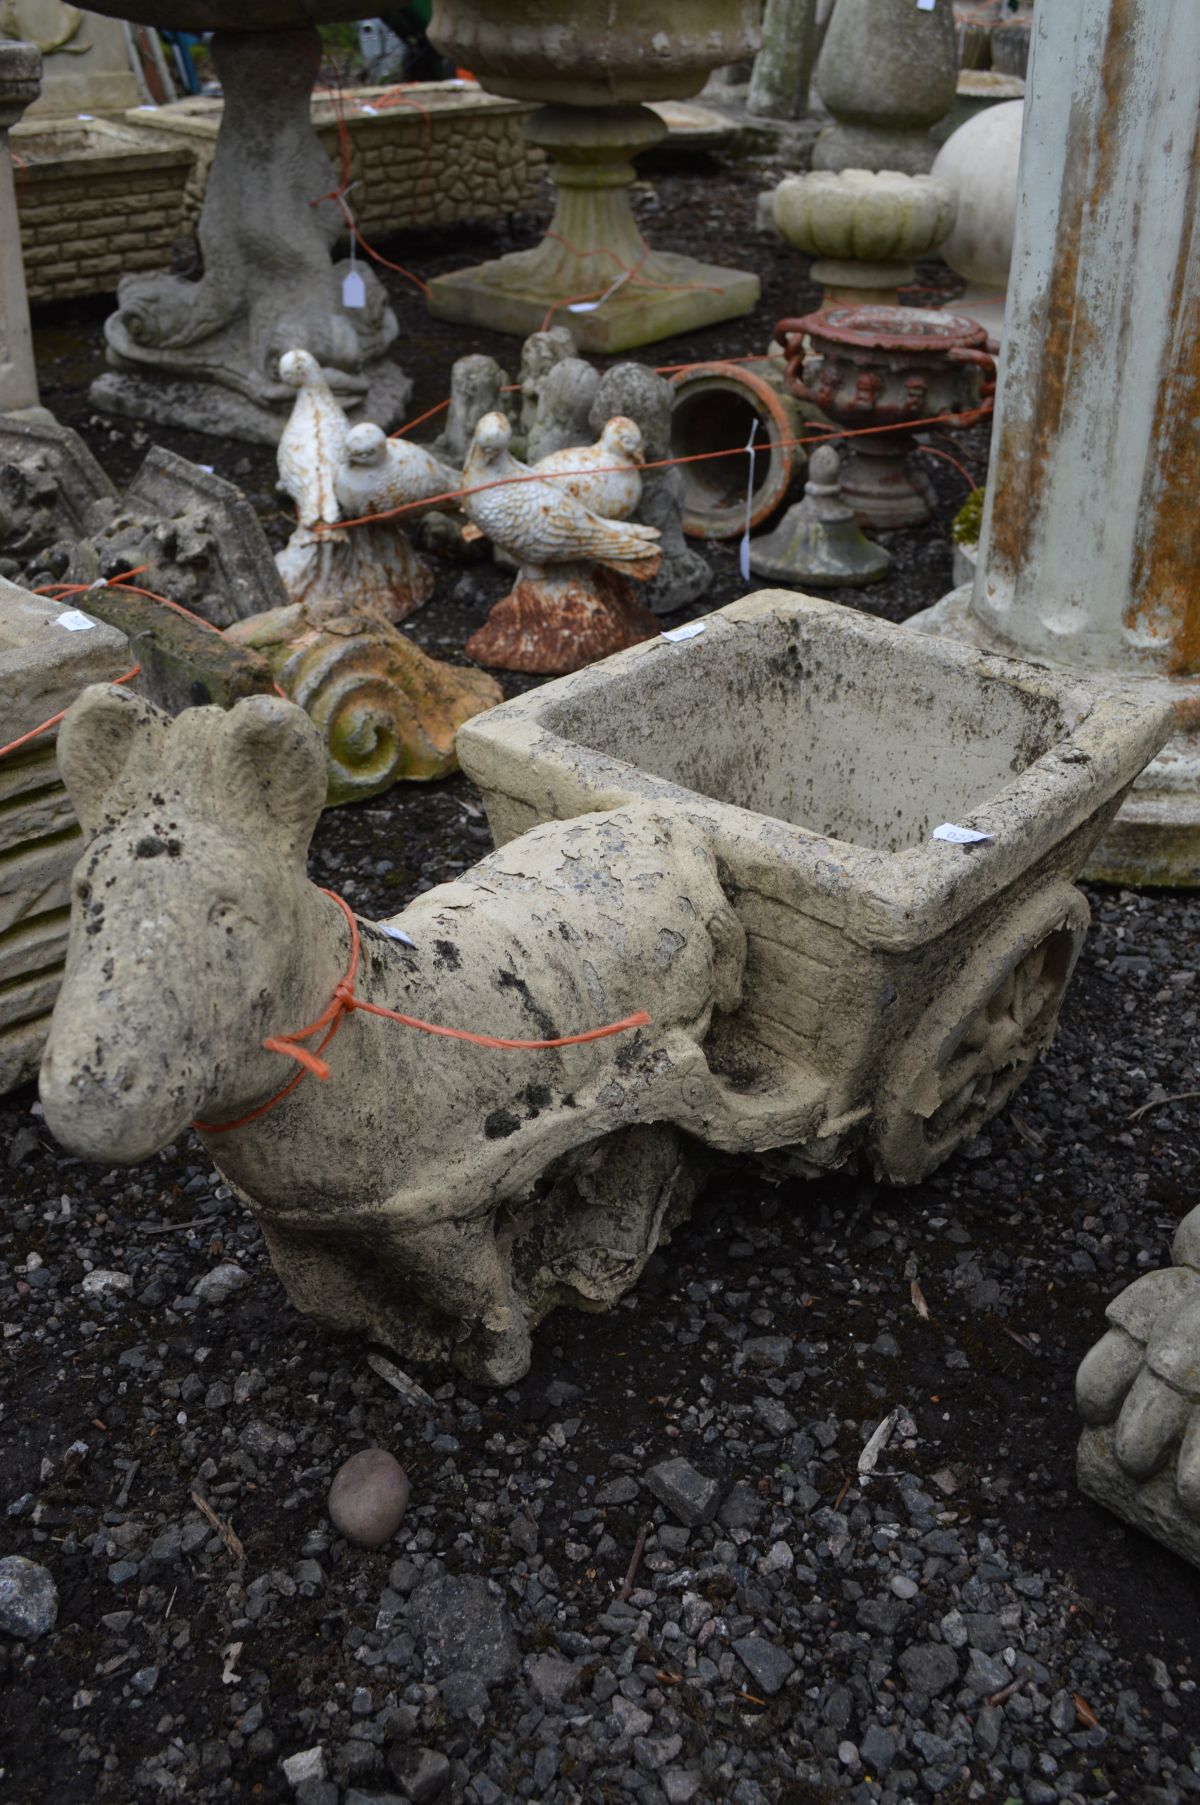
xmin=0 ymin=41 xmax=42 ymax=415
xmin=910 ymin=0 xmax=1200 ymax=885
xmin=748 ymin=0 xmax=818 ymax=120
xmin=909 ymin=0 xmax=1198 ymax=884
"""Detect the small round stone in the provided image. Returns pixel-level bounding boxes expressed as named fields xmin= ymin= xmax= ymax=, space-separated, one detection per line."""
xmin=328 ymin=1448 xmax=410 ymax=1548
xmin=0 ymin=1554 xmax=59 ymax=1640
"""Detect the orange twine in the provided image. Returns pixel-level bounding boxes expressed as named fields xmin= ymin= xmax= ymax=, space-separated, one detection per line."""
xmin=0 ymin=568 xmax=286 ymax=761
xmin=329 ymin=407 xmax=990 ymax=532
xmin=194 ymin=890 xmax=652 ymax=1135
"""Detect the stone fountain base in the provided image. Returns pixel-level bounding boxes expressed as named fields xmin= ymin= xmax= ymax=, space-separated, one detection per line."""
xmin=90 ymin=358 xmax=412 ymax=449
xmin=426 ymin=103 xmax=759 ymax=354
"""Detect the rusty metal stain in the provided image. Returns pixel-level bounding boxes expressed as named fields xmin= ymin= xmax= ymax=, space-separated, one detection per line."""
xmin=1126 ymin=103 xmax=1200 ymax=681
xmin=988 ymin=0 xmax=1140 ymax=583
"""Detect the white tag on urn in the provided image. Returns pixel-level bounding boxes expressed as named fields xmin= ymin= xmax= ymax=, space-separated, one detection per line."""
xmin=932 ymin=822 xmax=991 ymax=844
xmin=342 ymin=269 xmax=367 ymax=310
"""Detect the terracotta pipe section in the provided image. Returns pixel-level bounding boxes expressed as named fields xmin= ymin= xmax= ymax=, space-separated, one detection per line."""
xmin=668 ymin=361 xmax=799 ymax=541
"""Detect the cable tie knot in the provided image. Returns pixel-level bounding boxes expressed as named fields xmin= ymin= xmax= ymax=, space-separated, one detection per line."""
xmin=88 ymin=577 xmax=109 ymax=590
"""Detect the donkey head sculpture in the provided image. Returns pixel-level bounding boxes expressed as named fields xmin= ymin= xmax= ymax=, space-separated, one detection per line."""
xmin=40 ymin=684 xmax=331 ymax=1164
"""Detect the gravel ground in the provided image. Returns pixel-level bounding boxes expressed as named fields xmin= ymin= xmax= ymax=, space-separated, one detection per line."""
xmin=3 ymin=153 xmax=1199 ymax=1805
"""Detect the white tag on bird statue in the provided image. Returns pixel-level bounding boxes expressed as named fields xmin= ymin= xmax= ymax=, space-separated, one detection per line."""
xmin=738 ymin=418 xmax=759 ymax=583
xmin=342 ymin=269 xmax=366 ymax=310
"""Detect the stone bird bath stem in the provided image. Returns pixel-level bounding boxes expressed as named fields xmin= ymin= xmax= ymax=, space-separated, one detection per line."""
xmin=83 ymin=1 xmax=411 ymax=443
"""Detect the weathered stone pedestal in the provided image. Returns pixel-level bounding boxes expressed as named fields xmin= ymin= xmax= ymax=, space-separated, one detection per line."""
xmin=426 ymin=103 xmax=759 ymax=354
xmin=0 ymin=42 xmax=45 ymax=418
xmin=909 ymin=0 xmax=1200 ymax=885
xmin=0 ymin=579 xmax=127 ymax=1095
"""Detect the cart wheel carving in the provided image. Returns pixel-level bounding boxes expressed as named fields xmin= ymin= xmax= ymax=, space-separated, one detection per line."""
xmin=871 ymin=883 xmax=1090 ymax=1185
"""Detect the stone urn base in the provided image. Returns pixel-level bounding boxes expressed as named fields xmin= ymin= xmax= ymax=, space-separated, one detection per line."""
xmin=465 ymin=564 xmax=658 ymax=674
xmin=426 ymin=105 xmax=759 ymax=353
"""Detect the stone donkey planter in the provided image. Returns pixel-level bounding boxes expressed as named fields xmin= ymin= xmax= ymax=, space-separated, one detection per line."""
xmin=37 ymin=595 xmax=1169 ymax=1384
xmin=457 ymin=593 xmax=1171 ymax=1185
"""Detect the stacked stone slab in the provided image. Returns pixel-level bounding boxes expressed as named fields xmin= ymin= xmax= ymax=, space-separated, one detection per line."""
xmin=0 ymin=579 xmax=127 ymax=1094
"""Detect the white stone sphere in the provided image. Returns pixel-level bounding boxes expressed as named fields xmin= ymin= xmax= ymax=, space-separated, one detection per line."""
xmin=932 ymin=99 xmax=1024 ymax=288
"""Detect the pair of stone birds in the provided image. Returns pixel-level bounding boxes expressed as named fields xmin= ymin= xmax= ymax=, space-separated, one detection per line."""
xmin=275 ymin=348 xmax=661 ymax=583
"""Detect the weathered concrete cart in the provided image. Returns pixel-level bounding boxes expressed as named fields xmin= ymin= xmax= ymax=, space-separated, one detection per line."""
xmin=458 ymin=591 xmax=1172 ymax=1185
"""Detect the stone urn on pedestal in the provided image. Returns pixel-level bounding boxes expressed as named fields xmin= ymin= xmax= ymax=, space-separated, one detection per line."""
xmin=424 ymin=0 xmax=763 ymax=353
xmin=778 ymin=304 xmax=995 ymax=529
xmin=81 ymin=2 xmax=411 ymax=444
xmin=773 ymin=167 xmax=957 ymax=306
xmin=813 ymin=0 xmax=959 ymax=175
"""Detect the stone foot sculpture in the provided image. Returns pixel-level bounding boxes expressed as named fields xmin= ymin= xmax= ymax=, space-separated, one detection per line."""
xmin=464 ymin=563 xmax=657 ymax=675
xmin=90 ymin=29 xmax=410 ymax=446
xmin=40 ymin=685 xmax=746 ymax=1383
xmin=1077 ymin=1205 xmax=1200 ymax=1567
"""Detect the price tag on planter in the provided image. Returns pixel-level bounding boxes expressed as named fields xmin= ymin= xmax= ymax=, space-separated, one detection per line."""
xmin=342 ymin=269 xmax=366 ymax=310
xmin=932 ymin=822 xmax=991 ymax=844
xmin=916 ymin=0 xmax=936 ymax=11
xmin=661 ymin=621 xmax=706 ymax=643
xmin=56 ymin=610 xmax=97 ymax=632
xmin=381 ymin=924 xmax=417 ymax=948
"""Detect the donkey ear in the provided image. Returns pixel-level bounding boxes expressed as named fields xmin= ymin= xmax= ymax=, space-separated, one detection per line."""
xmin=57 ymin=683 xmax=169 ymax=838
xmin=219 ymin=694 xmax=327 ymax=859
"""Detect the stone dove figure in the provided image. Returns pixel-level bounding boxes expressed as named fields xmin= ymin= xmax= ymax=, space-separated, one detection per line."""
xmin=333 ymin=423 xmax=464 ymax=526
xmin=531 ymin=416 xmax=645 ymax=522
xmin=276 ymin=348 xmax=348 ymax=538
xmin=462 ymin=411 xmax=660 ymax=579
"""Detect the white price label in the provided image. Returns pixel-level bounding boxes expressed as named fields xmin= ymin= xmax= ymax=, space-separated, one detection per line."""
xmin=932 ymin=822 xmax=991 ymax=844
xmin=342 ymin=270 xmax=367 ymax=310
xmin=56 ymin=609 xmax=97 ymax=632
xmin=381 ymin=924 xmax=417 ymax=947
xmin=661 ymin=620 xmax=706 ymax=643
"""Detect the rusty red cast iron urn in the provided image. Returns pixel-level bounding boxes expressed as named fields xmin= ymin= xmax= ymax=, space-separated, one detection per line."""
xmin=777 ymin=305 xmax=996 ymax=530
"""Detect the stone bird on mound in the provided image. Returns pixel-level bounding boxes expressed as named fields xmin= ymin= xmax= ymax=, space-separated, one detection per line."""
xmin=462 ymin=411 xmax=661 ymax=579
xmin=333 ymin=422 xmax=464 ymax=525
xmin=531 ymin=416 xmax=645 ymax=521
xmin=276 ymin=349 xmax=348 ymax=539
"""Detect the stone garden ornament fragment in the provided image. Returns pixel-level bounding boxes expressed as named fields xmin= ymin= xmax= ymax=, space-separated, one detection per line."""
xmin=39 ymin=594 xmax=1172 ymax=1381
xmin=1077 ymin=1204 xmax=1200 ymax=1569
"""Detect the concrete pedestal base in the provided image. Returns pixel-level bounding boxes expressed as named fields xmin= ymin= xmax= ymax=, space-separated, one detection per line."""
xmin=426 ymin=101 xmax=759 ymax=353
xmin=909 ymin=584 xmax=1200 ymax=887
xmin=427 ymin=251 xmax=759 ymax=355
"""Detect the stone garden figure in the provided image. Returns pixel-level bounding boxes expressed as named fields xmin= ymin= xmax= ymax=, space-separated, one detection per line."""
xmin=40 ymin=683 xmax=746 ymax=1384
